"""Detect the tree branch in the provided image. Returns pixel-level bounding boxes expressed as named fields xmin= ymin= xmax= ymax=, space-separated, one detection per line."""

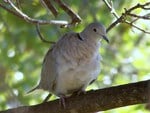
xmin=1 ymin=0 xmax=82 ymax=27
xmin=146 ymin=82 xmax=150 ymax=110
xmin=0 ymin=2 xmax=23 ymax=19
xmin=126 ymin=13 xmax=150 ymax=20
xmin=0 ymin=80 xmax=149 ymax=113
xmin=0 ymin=1 xmax=68 ymax=26
xmin=102 ymin=0 xmax=119 ymax=19
xmin=35 ymin=23 xmax=56 ymax=44
xmin=15 ymin=0 xmax=22 ymax=10
xmin=41 ymin=0 xmax=58 ymax=17
xmin=54 ymin=0 xmax=82 ymax=25
xmin=124 ymin=21 xmax=150 ymax=34
xmin=104 ymin=1 xmax=150 ymax=33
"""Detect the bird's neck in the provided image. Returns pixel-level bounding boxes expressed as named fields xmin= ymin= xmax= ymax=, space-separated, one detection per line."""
xmin=79 ymin=32 xmax=100 ymax=45
xmin=77 ymin=32 xmax=101 ymax=59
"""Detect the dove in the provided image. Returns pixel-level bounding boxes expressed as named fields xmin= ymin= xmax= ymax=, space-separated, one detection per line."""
xmin=28 ymin=22 xmax=109 ymax=107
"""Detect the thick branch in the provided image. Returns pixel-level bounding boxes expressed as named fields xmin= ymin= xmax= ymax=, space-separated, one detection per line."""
xmin=0 ymin=80 xmax=149 ymax=113
xmin=146 ymin=82 xmax=150 ymax=110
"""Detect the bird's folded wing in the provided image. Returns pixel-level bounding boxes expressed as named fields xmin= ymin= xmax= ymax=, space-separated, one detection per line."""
xmin=39 ymin=48 xmax=58 ymax=92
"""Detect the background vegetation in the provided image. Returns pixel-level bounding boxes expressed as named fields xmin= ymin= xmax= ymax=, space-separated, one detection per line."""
xmin=0 ymin=0 xmax=150 ymax=112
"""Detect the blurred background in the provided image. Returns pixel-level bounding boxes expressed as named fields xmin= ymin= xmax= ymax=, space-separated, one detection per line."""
xmin=0 ymin=0 xmax=150 ymax=112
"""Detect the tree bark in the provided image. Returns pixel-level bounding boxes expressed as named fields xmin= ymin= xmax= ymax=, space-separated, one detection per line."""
xmin=0 ymin=80 xmax=149 ymax=113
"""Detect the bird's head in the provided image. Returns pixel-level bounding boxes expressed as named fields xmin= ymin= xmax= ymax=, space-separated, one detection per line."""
xmin=81 ymin=22 xmax=109 ymax=43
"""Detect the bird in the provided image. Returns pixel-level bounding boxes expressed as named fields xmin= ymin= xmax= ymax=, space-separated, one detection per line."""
xmin=28 ymin=22 xmax=109 ymax=107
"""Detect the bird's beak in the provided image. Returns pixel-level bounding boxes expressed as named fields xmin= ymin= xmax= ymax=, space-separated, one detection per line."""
xmin=102 ymin=35 xmax=109 ymax=43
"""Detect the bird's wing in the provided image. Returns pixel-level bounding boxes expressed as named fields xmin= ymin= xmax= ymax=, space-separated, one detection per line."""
xmin=39 ymin=47 xmax=58 ymax=92
xmin=39 ymin=32 xmax=79 ymax=91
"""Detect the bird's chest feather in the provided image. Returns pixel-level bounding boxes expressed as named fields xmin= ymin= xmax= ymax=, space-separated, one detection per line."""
xmin=55 ymin=49 xmax=101 ymax=96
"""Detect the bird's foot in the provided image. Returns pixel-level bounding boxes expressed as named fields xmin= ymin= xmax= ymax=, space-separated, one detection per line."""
xmin=59 ymin=96 xmax=67 ymax=108
xmin=71 ymin=90 xmax=86 ymax=97
xmin=77 ymin=90 xmax=86 ymax=95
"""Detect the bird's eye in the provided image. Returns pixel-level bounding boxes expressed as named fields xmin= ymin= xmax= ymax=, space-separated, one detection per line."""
xmin=93 ymin=28 xmax=97 ymax=32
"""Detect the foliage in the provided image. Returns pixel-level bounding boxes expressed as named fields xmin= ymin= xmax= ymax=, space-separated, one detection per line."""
xmin=0 ymin=0 xmax=150 ymax=112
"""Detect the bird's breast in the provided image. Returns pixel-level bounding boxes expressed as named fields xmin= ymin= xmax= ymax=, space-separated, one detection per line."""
xmin=54 ymin=48 xmax=101 ymax=96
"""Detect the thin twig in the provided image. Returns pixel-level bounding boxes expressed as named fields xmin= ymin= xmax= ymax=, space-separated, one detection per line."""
xmin=41 ymin=0 xmax=58 ymax=17
xmin=104 ymin=1 xmax=150 ymax=33
xmin=126 ymin=2 xmax=150 ymax=12
xmin=54 ymin=0 xmax=82 ymax=24
xmin=36 ymin=23 xmax=56 ymax=44
xmin=1 ymin=0 xmax=69 ymax=26
xmin=0 ymin=3 xmax=23 ymax=18
xmin=131 ymin=12 xmax=150 ymax=23
xmin=125 ymin=21 xmax=150 ymax=34
xmin=106 ymin=15 xmax=125 ymax=32
xmin=16 ymin=0 xmax=22 ymax=10
xmin=103 ymin=0 xmax=119 ymax=19
xmin=106 ymin=18 xmax=120 ymax=32
xmin=128 ymin=13 xmax=150 ymax=19
xmin=103 ymin=0 xmax=122 ymax=32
